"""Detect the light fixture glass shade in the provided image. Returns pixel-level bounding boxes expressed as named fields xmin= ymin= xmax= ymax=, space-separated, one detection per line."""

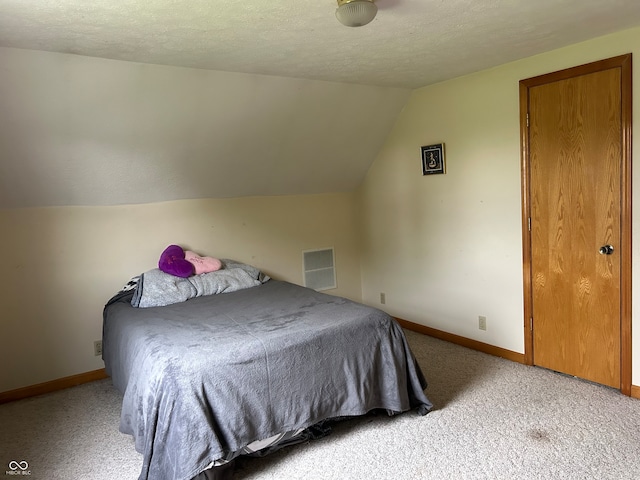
xmin=336 ymin=0 xmax=377 ymax=27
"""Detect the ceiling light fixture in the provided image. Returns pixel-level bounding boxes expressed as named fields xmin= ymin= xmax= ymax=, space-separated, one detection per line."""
xmin=335 ymin=0 xmax=378 ymax=27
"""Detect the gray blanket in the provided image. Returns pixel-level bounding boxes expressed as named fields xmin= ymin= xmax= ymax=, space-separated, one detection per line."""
xmin=131 ymin=259 xmax=270 ymax=308
xmin=103 ymin=280 xmax=432 ymax=480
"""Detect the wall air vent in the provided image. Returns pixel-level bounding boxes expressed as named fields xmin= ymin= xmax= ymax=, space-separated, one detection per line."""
xmin=303 ymin=248 xmax=336 ymax=291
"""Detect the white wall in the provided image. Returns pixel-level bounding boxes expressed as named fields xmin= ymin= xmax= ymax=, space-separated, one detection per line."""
xmin=4 ymin=27 xmax=640 ymax=394
xmin=0 ymin=45 xmax=407 ymax=394
xmin=358 ymin=26 xmax=640 ymax=385
xmin=0 ymin=193 xmax=362 ymax=392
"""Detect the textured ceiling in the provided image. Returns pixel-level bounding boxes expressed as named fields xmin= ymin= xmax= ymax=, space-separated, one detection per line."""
xmin=2 ymin=1 xmax=640 ymax=209
xmin=2 ymin=0 xmax=640 ymax=89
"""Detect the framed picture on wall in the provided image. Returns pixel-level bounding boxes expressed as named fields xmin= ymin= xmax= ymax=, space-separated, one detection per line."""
xmin=421 ymin=143 xmax=445 ymax=175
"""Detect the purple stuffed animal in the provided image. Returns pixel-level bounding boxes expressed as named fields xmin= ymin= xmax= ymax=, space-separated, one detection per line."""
xmin=158 ymin=244 xmax=194 ymax=278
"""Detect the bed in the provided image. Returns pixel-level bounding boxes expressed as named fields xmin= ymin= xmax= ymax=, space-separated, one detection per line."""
xmin=102 ymin=262 xmax=432 ymax=480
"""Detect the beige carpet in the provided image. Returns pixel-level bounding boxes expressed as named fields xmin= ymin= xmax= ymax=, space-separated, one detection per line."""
xmin=2 ymin=330 xmax=640 ymax=480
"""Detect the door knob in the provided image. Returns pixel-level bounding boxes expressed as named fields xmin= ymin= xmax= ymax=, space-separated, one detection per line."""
xmin=599 ymin=245 xmax=614 ymax=255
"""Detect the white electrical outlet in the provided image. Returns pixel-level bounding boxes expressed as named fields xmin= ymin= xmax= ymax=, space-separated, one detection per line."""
xmin=380 ymin=292 xmax=386 ymax=304
xmin=478 ymin=316 xmax=487 ymax=331
xmin=94 ymin=340 xmax=103 ymax=356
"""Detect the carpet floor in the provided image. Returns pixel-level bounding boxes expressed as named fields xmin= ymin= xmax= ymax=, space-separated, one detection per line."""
xmin=2 ymin=330 xmax=640 ymax=479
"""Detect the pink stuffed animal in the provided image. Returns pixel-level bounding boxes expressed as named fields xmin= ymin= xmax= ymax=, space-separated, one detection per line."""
xmin=185 ymin=250 xmax=222 ymax=275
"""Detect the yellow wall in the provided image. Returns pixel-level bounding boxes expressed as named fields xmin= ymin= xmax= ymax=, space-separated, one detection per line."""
xmin=0 ymin=193 xmax=361 ymax=392
xmin=4 ymin=26 xmax=640 ymax=394
xmin=358 ymin=26 xmax=640 ymax=385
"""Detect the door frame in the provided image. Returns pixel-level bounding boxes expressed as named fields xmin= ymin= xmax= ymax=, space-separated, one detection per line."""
xmin=519 ymin=54 xmax=633 ymax=395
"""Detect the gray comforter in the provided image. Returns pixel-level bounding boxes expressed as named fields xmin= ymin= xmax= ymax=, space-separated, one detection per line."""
xmin=103 ymin=280 xmax=432 ymax=480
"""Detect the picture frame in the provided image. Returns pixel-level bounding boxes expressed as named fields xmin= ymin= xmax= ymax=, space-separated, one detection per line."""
xmin=421 ymin=143 xmax=445 ymax=175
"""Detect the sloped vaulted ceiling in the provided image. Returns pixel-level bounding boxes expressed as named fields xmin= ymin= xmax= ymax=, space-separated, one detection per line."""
xmin=0 ymin=47 xmax=410 ymax=207
xmin=2 ymin=0 xmax=640 ymax=207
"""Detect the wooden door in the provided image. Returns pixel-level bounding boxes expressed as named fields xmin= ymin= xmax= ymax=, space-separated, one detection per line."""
xmin=520 ymin=55 xmax=632 ymax=392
